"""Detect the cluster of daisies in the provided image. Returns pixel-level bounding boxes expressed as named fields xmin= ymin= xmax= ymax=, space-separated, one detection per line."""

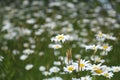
xmin=41 ymin=33 xmax=120 ymax=80
xmin=83 ymin=31 xmax=116 ymax=56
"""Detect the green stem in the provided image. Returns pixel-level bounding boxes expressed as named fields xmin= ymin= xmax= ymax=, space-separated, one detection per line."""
xmin=93 ymin=76 xmax=96 ymax=80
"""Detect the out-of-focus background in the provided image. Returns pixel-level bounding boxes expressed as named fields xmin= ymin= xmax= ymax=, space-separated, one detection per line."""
xmin=0 ymin=0 xmax=120 ymax=80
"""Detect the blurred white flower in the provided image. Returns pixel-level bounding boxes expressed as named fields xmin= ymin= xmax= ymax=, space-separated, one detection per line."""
xmin=12 ymin=49 xmax=20 ymax=55
xmin=39 ymin=66 xmax=46 ymax=72
xmin=43 ymin=77 xmax=63 ymax=80
xmin=39 ymin=51 xmax=44 ymax=56
xmin=103 ymin=72 xmax=114 ymax=79
xmin=95 ymin=31 xmax=106 ymax=41
xmin=23 ymin=49 xmax=34 ymax=55
xmin=84 ymin=45 xmax=100 ymax=52
xmin=20 ymin=54 xmax=28 ymax=60
xmin=49 ymin=66 xmax=60 ymax=73
xmin=72 ymin=78 xmax=81 ymax=80
xmin=49 ymin=2 xmax=61 ymax=7
xmin=0 ymin=56 xmax=4 ymax=61
xmin=23 ymin=43 xmax=29 ymax=48
xmin=81 ymin=76 xmax=92 ymax=80
xmin=35 ymin=29 xmax=44 ymax=35
xmin=26 ymin=19 xmax=36 ymax=24
xmin=91 ymin=56 xmax=105 ymax=63
xmin=42 ymin=71 xmax=51 ymax=76
xmin=100 ymin=51 xmax=109 ymax=56
xmin=25 ymin=64 xmax=33 ymax=70
xmin=49 ymin=44 xmax=62 ymax=49
xmin=111 ymin=66 xmax=120 ymax=72
xmin=53 ymin=61 xmax=61 ymax=66
xmin=105 ymin=34 xmax=116 ymax=40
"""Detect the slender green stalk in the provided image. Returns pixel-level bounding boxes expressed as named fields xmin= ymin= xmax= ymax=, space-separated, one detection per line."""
xmin=93 ymin=76 xmax=96 ymax=80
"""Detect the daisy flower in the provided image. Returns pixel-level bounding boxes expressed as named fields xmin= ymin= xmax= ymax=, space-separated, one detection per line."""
xmin=0 ymin=56 xmax=4 ymax=61
xmin=49 ymin=66 xmax=60 ymax=73
xmin=42 ymin=71 xmax=51 ymax=76
xmin=100 ymin=44 xmax=112 ymax=52
xmin=64 ymin=65 xmax=75 ymax=73
xmin=20 ymin=54 xmax=28 ymax=60
xmin=51 ymin=34 xmax=68 ymax=43
xmin=25 ymin=64 xmax=34 ymax=70
xmin=102 ymin=72 xmax=114 ymax=79
xmin=81 ymin=75 xmax=92 ymax=80
xmin=84 ymin=45 xmax=100 ymax=53
xmin=84 ymin=45 xmax=100 ymax=51
xmin=53 ymin=61 xmax=61 ymax=66
xmin=95 ymin=31 xmax=106 ymax=41
xmin=91 ymin=55 xmax=105 ymax=63
xmin=89 ymin=64 xmax=104 ymax=76
xmin=72 ymin=78 xmax=81 ymax=80
xmin=105 ymin=34 xmax=116 ymax=40
xmin=49 ymin=44 xmax=62 ymax=49
xmin=23 ymin=49 xmax=34 ymax=55
xmin=73 ymin=59 xmax=90 ymax=71
xmin=111 ymin=66 xmax=120 ymax=72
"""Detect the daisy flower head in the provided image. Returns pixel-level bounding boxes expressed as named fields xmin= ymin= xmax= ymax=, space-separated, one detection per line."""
xmin=103 ymin=72 xmax=114 ymax=79
xmin=42 ymin=71 xmax=51 ymax=76
xmin=39 ymin=66 xmax=46 ymax=72
xmin=81 ymin=75 xmax=92 ymax=80
xmin=95 ymin=31 xmax=106 ymax=41
xmin=51 ymin=34 xmax=68 ymax=43
xmin=91 ymin=55 xmax=105 ymax=63
xmin=20 ymin=54 xmax=28 ymax=60
xmin=53 ymin=61 xmax=61 ymax=66
xmin=100 ymin=44 xmax=112 ymax=52
xmin=101 ymin=65 xmax=111 ymax=72
xmin=25 ymin=64 xmax=34 ymax=70
xmin=77 ymin=59 xmax=90 ymax=71
xmin=90 ymin=64 xmax=104 ymax=76
xmin=0 ymin=56 xmax=4 ymax=61
xmin=100 ymin=51 xmax=109 ymax=56
xmin=85 ymin=45 xmax=100 ymax=51
xmin=72 ymin=78 xmax=81 ymax=80
xmin=23 ymin=49 xmax=34 ymax=55
xmin=43 ymin=77 xmax=63 ymax=80
xmin=49 ymin=44 xmax=62 ymax=49
xmin=64 ymin=65 xmax=75 ymax=73
xmin=105 ymin=34 xmax=116 ymax=40
xmin=84 ymin=45 xmax=100 ymax=53
xmin=111 ymin=66 xmax=120 ymax=72
xmin=49 ymin=66 xmax=60 ymax=73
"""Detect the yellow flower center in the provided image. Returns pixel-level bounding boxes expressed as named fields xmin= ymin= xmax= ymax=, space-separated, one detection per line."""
xmin=68 ymin=66 xmax=74 ymax=71
xmin=96 ymin=58 xmax=101 ymax=62
xmin=95 ymin=69 xmax=103 ymax=74
xmin=115 ymin=68 xmax=119 ymax=71
xmin=98 ymin=33 xmax=103 ymax=37
xmin=80 ymin=63 xmax=85 ymax=68
xmin=57 ymin=35 xmax=64 ymax=40
xmin=103 ymin=45 xmax=108 ymax=49
xmin=55 ymin=45 xmax=61 ymax=49
xmin=104 ymin=73 xmax=109 ymax=77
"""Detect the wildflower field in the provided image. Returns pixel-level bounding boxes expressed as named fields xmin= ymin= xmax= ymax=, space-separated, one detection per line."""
xmin=0 ymin=0 xmax=120 ymax=80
